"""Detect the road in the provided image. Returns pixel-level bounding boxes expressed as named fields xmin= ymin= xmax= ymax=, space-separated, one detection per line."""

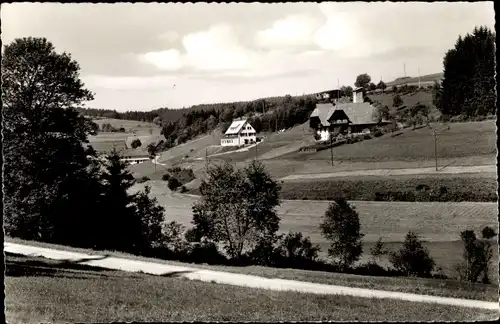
xmin=5 ymin=242 xmax=498 ymax=311
xmin=280 ymin=164 xmax=496 ymax=181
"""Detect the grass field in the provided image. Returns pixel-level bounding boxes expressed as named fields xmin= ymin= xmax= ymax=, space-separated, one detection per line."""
xmin=126 ymin=181 xmax=499 ymax=279
xmin=279 ymin=173 xmax=498 ymax=202
xmin=6 ymin=254 xmax=496 ymax=323
xmin=88 ymin=118 xmax=162 ymax=153
xmin=281 ymin=121 xmax=496 ymax=162
xmin=385 ymin=72 xmax=444 ymax=87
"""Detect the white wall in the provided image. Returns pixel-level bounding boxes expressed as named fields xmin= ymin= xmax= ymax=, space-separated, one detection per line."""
xmin=353 ymin=91 xmax=363 ymax=103
xmin=317 ymin=129 xmax=330 ymax=141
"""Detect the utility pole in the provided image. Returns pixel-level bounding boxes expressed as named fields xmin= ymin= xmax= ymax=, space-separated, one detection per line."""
xmin=433 ymin=129 xmax=438 ymax=171
xmin=330 ymin=136 xmax=334 ymax=166
xmin=404 ymin=63 xmax=406 ymax=78
xmin=255 ymin=142 xmax=258 ymax=160
xmin=418 ymin=68 xmax=421 ymax=89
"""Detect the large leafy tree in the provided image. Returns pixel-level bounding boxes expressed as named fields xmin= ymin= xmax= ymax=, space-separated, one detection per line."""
xmin=192 ymin=160 xmax=281 ymax=260
xmin=2 ymin=37 xmax=99 ymax=242
xmin=320 ymin=199 xmax=364 ymax=269
xmin=354 ymin=73 xmax=372 ymax=90
xmin=440 ymin=26 xmax=495 ymax=117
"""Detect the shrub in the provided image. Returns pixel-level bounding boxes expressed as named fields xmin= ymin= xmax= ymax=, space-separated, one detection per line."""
xmin=161 ymin=221 xmax=190 ymax=253
xmin=161 ymin=173 xmax=170 ymax=181
xmin=482 ymin=226 xmax=497 ymax=239
xmin=370 ymin=237 xmax=389 ymax=263
xmin=320 ymin=199 xmax=364 ymax=270
xmin=389 ymin=231 xmax=435 ymax=277
xmin=131 ymin=139 xmax=142 ymax=149
xmin=167 ymin=177 xmax=181 ymax=190
xmin=137 ymin=176 xmax=150 ymax=184
xmin=275 ymin=232 xmax=321 ymax=266
xmin=184 ymin=227 xmax=202 ymax=243
xmin=373 ymin=130 xmax=383 ymax=137
xmin=456 ymin=228 xmax=496 ymax=283
xmin=188 ymin=242 xmax=228 ymax=265
xmin=363 ymin=133 xmax=372 ymax=140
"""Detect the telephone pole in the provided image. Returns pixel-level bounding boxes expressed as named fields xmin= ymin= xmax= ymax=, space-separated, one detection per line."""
xmin=330 ymin=136 xmax=334 ymax=166
xmin=433 ymin=129 xmax=438 ymax=171
xmin=418 ymin=68 xmax=421 ymax=89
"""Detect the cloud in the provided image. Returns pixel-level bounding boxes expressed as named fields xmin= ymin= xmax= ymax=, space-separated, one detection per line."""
xmin=254 ymin=14 xmax=321 ymax=49
xmin=140 ymin=24 xmax=253 ymax=73
xmin=158 ymin=31 xmax=179 ymax=43
xmin=141 ymin=49 xmax=183 ymax=71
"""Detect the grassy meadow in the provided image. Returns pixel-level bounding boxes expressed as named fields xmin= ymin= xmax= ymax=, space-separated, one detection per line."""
xmin=281 ymin=120 xmax=496 ymax=162
xmin=279 ymin=173 xmax=498 ymax=202
xmin=88 ymin=118 xmax=162 ymax=153
xmin=6 ymin=253 xmax=497 ymax=323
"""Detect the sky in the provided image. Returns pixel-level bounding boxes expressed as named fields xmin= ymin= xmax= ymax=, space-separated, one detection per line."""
xmin=2 ymin=2 xmax=494 ymax=112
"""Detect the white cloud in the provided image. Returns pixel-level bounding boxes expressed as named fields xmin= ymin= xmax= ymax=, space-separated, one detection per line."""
xmin=158 ymin=30 xmax=180 ymax=43
xmin=141 ymin=24 xmax=253 ymax=73
xmin=141 ymin=49 xmax=183 ymax=71
xmin=182 ymin=24 xmax=252 ymax=71
xmin=254 ymin=14 xmax=321 ymax=49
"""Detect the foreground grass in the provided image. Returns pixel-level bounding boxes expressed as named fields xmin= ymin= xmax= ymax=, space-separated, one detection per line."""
xmin=6 ymin=238 xmax=498 ymax=302
xmin=5 ymin=254 xmax=498 ymax=323
xmin=280 ymin=173 xmax=498 ymax=202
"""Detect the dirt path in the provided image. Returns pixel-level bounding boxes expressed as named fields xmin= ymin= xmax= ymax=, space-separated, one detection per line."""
xmin=5 ymin=242 xmax=498 ymax=311
xmin=280 ymin=165 xmax=496 ymax=181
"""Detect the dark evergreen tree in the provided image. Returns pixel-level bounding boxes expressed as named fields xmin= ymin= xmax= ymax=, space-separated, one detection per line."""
xmin=440 ymin=26 xmax=495 ymax=117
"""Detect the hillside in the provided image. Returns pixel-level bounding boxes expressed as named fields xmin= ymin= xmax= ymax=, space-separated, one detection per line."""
xmin=386 ymin=72 xmax=444 ymax=87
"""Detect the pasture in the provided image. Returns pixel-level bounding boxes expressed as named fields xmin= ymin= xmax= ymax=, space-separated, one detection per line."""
xmin=278 ymin=173 xmax=498 ymax=202
xmin=6 ymin=253 xmax=496 ymax=323
xmin=128 ymin=181 xmax=499 ymax=279
xmin=280 ymin=120 xmax=496 ymax=163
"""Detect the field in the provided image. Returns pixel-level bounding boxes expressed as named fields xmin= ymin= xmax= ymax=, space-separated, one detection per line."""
xmin=385 ymin=72 xmax=444 ymax=87
xmin=127 ymin=181 xmax=498 ymax=279
xmin=368 ymin=88 xmax=440 ymax=117
xmin=278 ymin=173 xmax=498 ymax=202
xmin=6 ymin=254 xmax=496 ymax=323
xmin=88 ymin=118 xmax=162 ymax=153
xmin=280 ymin=120 xmax=496 ymax=163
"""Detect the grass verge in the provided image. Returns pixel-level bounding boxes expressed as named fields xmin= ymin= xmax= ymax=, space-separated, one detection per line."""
xmin=5 ymin=238 xmax=498 ymax=302
xmin=5 ymin=253 xmax=499 ymax=323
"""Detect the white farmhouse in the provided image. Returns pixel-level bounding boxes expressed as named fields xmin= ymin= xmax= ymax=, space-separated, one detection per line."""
xmin=221 ymin=119 xmax=257 ymax=147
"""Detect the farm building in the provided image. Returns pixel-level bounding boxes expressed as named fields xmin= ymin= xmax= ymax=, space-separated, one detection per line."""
xmin=117 ymin=148 xmax=156 ymax=165
xmin=221 ymin=119 xmax=257 ymax=147
xmin=309 ymin=87 xmax=389 ymax=141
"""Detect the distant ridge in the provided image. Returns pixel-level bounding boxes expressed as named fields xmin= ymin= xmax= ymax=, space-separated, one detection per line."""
xmin=386 ymin=72 xmax=444 ymax=87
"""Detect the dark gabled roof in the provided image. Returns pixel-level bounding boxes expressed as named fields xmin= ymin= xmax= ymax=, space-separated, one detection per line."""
xmin=309 ymin=103 xmax=336 ymax=127
xmin=331 ymin=102 xmax=387 ymax=125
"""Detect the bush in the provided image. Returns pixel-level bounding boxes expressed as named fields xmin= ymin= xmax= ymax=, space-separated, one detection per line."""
xmin=456 ymin=228 xmax=496 ymax=283
xmin=274 ymin=232 xmax=321 ymax=267
xmin=482 ymin=226 xmax=497 ymax=239
xmin=373 ymin=130 xmax=383 ymax=137
xmin=131 ymin=139 xmax=142 ymax=149
xmin=320 ymin=199 xmax=364 ymax=270
xmin=363 ymin=133 xmax=372 ymax=140
xmin=187 ymin=242 xmax=228 ymax=265
xmin=137 ymin=176 xmax=150 ymax=184
xmin=389 ymin=231 xmax=435 ymax=278
xmin=370 ymin=237 xmax=389 ymax=263
xmin=161 ymin=173 xmax=170 ymax=181
xmin=161 ymin=221 xmax=190 ymax=253
xmin=167 ymin=177 xmax=181 ymax=190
